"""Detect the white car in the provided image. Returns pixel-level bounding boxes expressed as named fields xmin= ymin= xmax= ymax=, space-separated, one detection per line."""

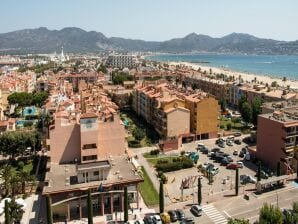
xmin=152 ymin=215 xmax=162 ymax=224
xmin=237 ymin=161 xmax=244 ymax=168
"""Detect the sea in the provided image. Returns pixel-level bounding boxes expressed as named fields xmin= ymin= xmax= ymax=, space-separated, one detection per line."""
xmin=146 ymin=54 xmax=298 ymax=80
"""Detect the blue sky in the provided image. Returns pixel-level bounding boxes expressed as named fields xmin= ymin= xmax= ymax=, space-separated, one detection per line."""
xmin=1 ymin=0 xmax=297 ymax=41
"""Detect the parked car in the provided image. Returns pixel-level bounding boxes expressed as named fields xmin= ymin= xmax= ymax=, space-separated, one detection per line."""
xmin=239 ymin=151 xmax=245 ymax=158
xmin=135 ymin=220 xmax=145 ymax=224
xmin=211 ymin=167 xmax=219 ymax=175
xmin=237 ymin=161 xmax=244 ymax=168
xmin=168 ymin=210 xmax=178 ymax=222
xmin=200 ymin=147 xmax=209 ymax=154
xmin=226 ymin=141 xmax=233 ymax=146
xmin=234 ymin=132 xmax=242 ymax=137
xmin=218 ymin=142 xmax=225 ymax=148
xmin=152 ymin=215 xmax=162 ymax=224
xmin=211 ymin=147 xmax=221 ymax=153
xmin=190 ymin=205 xmax=202 ymax=217
xmin=227 ymin=163 xmax=239 ymax=170
xmin=179 ymin=217 xmax=195 ymax=224
xmin=233 ymin=150 xmax=238 ymax=156
xmin=226 ymin=136 xmax=235 ymax=142
xmin=226 ymin=156 xmax=234 ymax=163
xmin=175 ymin=209 xmax=185 ymax=221
xmin=160 ymin=212 xmax=171 ymax=224
xmin=240 ymin=175 xmax=256 ymax=184
xmin=185 ymin=151 xmax=192 ymax=157
xmin=234 ymin=139 xmax=241 ymax=145
xmin=197 ymin=143 xmax=205 ymax=150
xmin=143 ymin=216 xmax=154 ymax=224
xmin=221 ymin=158 xmax=230 ymax=166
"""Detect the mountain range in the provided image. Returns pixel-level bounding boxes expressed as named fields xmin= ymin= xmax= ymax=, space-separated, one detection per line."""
xmin=0 ymin=27 xmax=298 ymax=55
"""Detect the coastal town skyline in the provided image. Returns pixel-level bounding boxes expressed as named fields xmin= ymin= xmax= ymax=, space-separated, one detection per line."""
xmin=1 ymin=0 xmax=298 ymax=41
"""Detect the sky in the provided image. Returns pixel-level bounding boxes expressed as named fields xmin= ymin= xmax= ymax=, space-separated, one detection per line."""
xmin=1 ymin=0 xmax=298 ymax=41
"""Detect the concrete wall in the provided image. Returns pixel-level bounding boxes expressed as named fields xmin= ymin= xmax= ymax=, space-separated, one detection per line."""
xmin=196 ymin=97 xmax=219 ymax=138
xmin=166 ymin=108 xmax=190 ymax=138
xmin=256 ymin=116 xmax=284 ymax=170
xmin=49 ymin=118 xmax=81 ymax=164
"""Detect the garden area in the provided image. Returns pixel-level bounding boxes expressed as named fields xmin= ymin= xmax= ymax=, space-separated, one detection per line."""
xmin=138 ymin=166 xmax=159 ymax=206
xmin=120 ymin=110 xmax=159 ymax=148
xmin=219 ymin=116 xmax=251 ymax=134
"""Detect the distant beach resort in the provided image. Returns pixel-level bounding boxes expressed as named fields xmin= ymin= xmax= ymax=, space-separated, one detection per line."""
xmin=146 ymin=54 xmax=298 ymax=88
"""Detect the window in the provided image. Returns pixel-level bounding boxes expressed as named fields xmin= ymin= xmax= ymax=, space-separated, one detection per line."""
xmin=83 ymin=155 xmax=97 ymax=161
xmin=94 ymin=171 xmax=99 ymax=176
xmin=86 ymin=119 xmax=93 ymax=128
xmin=83 ymin=144 xmax=97 ymax=150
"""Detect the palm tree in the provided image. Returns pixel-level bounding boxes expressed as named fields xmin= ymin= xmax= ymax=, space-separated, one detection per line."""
xmin=0 ymin=165 xmax=13 ymax=196
xmin=17 ymin=170 xmax=35 ymax=194
xmin=4 ymin=200 xmax=10 ymax=224
xmin=10 ymin=175 xmax=21 ymax=197
xmin=9 ymin=199 xmax=24 ymax=224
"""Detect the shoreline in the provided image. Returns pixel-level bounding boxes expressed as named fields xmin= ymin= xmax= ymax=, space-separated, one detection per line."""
xmin=168 ymin=61 xmax=298 ymax=89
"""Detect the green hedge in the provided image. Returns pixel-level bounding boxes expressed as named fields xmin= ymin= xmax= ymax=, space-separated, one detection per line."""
xmin=128 ymin=140 xmax=141 ymax=148
xmin=155 ymin=157 xmax=193 ymax=172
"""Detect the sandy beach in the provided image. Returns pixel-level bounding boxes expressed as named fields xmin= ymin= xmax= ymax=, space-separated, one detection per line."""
xmin=169 ymin=61 xmax=298 ymax=89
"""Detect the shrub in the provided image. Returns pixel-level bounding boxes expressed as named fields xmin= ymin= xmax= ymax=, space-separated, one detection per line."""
xmin=150 ymin=149 xmax=160 ymax=155
xmin=128 ymin=140 xmax=141 ymax=148
xmin=220 ymin=124 xmax=225 ymax=129
xmin=155 ymin=157 xmax=193 ymax=172
xmin=226 ymin=122 xmax=232 ymax=130
xmin=180 ymin=150 xmax=185 ymax=156
xmin=17 ymin=161 xmax=24 ymax=170
xmin=157 ymin=159 xmax=168 ymax=164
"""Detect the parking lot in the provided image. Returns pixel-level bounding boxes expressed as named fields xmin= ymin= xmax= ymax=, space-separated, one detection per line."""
xmin=164 ymin=134 xmax=258 ymax=204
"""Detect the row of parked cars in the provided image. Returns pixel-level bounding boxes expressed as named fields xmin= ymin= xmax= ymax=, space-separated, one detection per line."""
xmin=142 ymin=208 xmax=196 ymax=224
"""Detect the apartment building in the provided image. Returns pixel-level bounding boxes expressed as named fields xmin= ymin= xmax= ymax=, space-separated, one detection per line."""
xmin=257 ymin=109 xmax=298 ymax=175
xmin=184 ymin=75 xmax=230 ymax=101
xmin=106 ymin=55 xmax=135 ymax=69
xmin=185 ymin=93 xmax=219 ymax=139
xmin=44 ymin=83 xmax=142 ymax=222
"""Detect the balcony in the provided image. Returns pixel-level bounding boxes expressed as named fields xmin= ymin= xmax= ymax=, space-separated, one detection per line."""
xmin=286 ymin=131 xmax=298 ymax=137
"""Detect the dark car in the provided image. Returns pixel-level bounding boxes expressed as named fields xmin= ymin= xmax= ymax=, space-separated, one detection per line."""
xmin=200 ymin=147 xmax=209 ymax=154
xmin=168 ymin=210 xmax=178 ymax=222
xmin=215 ymin=155 xmax=225 ymax=163
xmin=234 ymin=139 xmax=241 ymax=145
xmin=211 ymin=147 xmax=221 ymax=153
xmin=180 ymin=217 xmax=195 ymax=224
xmin=143 ymin=216 xmax=154 ymax=224
xmin=221 ymin=158 xmax=230 ymax=166
xmin=234 ymin=132 xmax=242 ymax=137
xmin=175 ymin=209 xmax=185 ymax=221
xmin=239 ymin=151 xmax=245 ymax=158
xmin=226 ymin=156 xmax=234 ymax=163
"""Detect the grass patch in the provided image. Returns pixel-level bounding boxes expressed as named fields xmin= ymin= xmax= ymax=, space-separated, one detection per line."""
xmin=146 ymin=156 xmax=175 ymax=166
xmin=139 ymin=166 xmax=159 ymax=206
xmin=143 ymin=152 xmax=159 ymax=159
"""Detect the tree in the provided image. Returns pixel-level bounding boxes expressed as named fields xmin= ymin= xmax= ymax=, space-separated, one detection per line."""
xmin=251 ymin=97 xmax=262 ymax=126
xmin=4 ymin=200 xmax=10 ymax=224
xmin=259 ymin=203 xmax=283 ymax=224
xmin=257 ymin=162 xmax=262 ymax=182
xmin=271 ymin=81 xmax=278 ymax=87
xmin=219 ymin=98 xmax=227 ymax=112
xmin=87 ymin=189 xmax=93 ymax=224
xmin=235 ymin=168 xmax=239 ymax=196
xmin=46 ymin=195 xmax=53 ymax=224
xmin=8 ymin=199 xmax=24 ymax=224
xmin=0 ymin=165 xmax=13 ymax=196
xmin=132 ymin=128 xmax=145 ymax=141
xmin=32 ymin=92 xmax=49 ymax=107
xmin=238 ymin=96 xmax=247 ymax=113
xmin=124 ymin=186 xmax=128 ymax=222
xmin=159 ymin=181 xmax=164 ymax=213
xmin=198 ymin=177 xmax=202 ymax=205
xmin=228 ymin=218 xmax=249 ymax=224
xmin=226 ymin=122 xmax=232 ymax=130
xmin=97 ymin=64 xmax=107 ymax=74
xmin=240 ymin=102 xmax=252 ymax=125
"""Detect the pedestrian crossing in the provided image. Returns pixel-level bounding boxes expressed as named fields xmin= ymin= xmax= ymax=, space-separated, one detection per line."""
xmin=202 ymin=204 xmax=228 ymax=224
